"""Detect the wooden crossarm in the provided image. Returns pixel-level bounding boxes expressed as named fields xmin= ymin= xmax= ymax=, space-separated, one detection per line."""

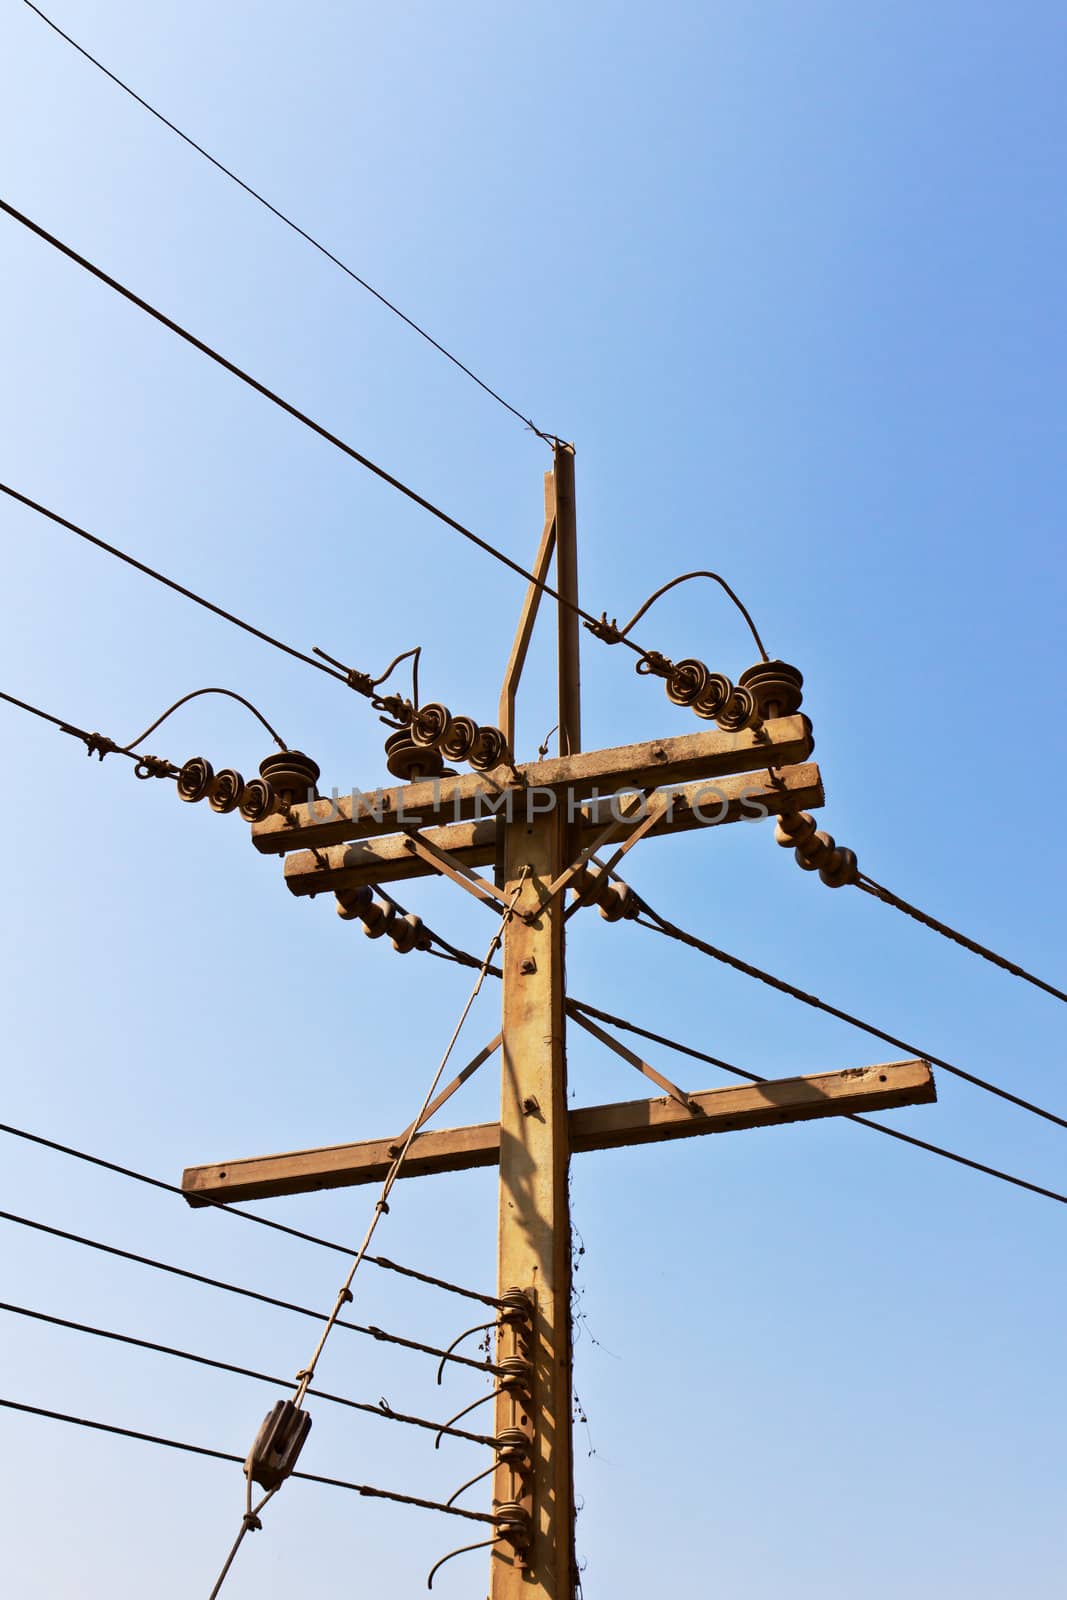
xmin=280 ymin=762 xmax=824 ymax=895
xmin=251 ymin=715 xmax=815 ymax=854
xmin=181 ymin=1057 xmax=935 ymax=1204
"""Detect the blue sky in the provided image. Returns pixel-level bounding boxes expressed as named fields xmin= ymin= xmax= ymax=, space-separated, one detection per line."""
xmin=2 ymin=2 xmax=1066 ymax=1595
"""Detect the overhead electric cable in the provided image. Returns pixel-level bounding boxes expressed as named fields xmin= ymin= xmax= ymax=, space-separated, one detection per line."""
xmin=0 ymin=1119 xmax=503 ymax=1309
xmin=22 ymin=0 xmax=555 ymax=444
xmin=0 ymin=482 xmax=347 ymax=684
xmin=0 ymin=201 xmax=650 ymax=656
xmin=563 ymin=999 xmax=1067 ymax=1207
xmin=0 ymin=1398 xmax=500 ymax=1526
xmin=419 ymin=930 xmax=1067 ymax=1208
xmin=0 ymin=1301 xmax=496 ymax=1447
xmin=0 ymin=685 xmax=174 ymax=770
xmin=854 ymin=871 xmax=1067 ymax=1006
xmin=0 ymin=1209 xmax=503 ymax=1378
xmin=630 ymin=897 xmax=1067 ymax=1131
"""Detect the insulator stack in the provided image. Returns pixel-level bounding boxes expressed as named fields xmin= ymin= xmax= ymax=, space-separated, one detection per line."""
xmin=258 ymin=749 xmax=320 ymax=807
xmin=661 ymin=657 xmax=761 ymax=732
xmin=492 ymin=1287 xmax=534 ymax=1571
xmin=175 ymin=749 xmax=317 ymax=823
xmin=383 ymin=702 xmax=510 ymax=778
xmin=775 ymin=811 xmax=858 ymax=889
xmin=738 ymin=659 xmax=804 ymax=720
xmin=334 ymin=884 xmax=432 ymax=955
xmin=571 ymin=864 xmax=639 ymax=922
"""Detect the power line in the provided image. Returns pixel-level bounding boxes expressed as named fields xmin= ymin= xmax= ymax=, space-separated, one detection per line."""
xmin=0 ymin=1118 xmax=503 ymax=1309
xmin=854 ymin=871 xmax=1067 ymax=1007
xmin=0 ymin=685 xmax=174 ymax=773
xmin=564 ymin=998 xmax=1067 ymax=1208
xmin=630 ymin=897 xmax=1067 ymax=1132
xmin=0 ymin=198 xmax=647 ymax=657
xmin=0 ymin=1398 xmax=500 ymax=1527
xmin=774 ymin=809 xmax=1067 ymax=1007
xmin=0 ymin=1208 xmax=503 ymax=1379
xmin=0 ymin=1300 xmax=496 ymax=1448
xmin=22 ymin=0 xmax=556 ymax=445
xmin=0 ymin=481 xmax=346 ymax=685
xmin=420 ymin=929 xmax=1067 ymax=1208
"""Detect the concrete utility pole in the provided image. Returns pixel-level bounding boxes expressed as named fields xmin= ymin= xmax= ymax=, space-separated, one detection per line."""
xmin=183 ymin=446 xmax=936 ymax=1599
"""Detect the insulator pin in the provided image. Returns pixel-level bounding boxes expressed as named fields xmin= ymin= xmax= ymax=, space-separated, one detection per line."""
xmin=258 ymin=749 xmax=320 ymax=808
xmin=738 ymin=659 xmax=804 ymax=719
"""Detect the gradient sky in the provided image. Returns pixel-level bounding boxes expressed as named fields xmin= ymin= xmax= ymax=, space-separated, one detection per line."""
xmin=2 ymin=2 xmax=1066 ymax=1596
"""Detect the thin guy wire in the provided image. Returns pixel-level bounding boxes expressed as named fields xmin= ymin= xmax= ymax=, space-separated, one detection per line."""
xmin=22 ymin=0 xmax=555 ymax=444
xmin=290 ymin=873 xmax=527 ymax=1407
xmin=0 ymin=481 xmax=348 ymax=684
xmin=0 ymin=1209 xmax=503 ymax=1378
xmin=0 ymin=1118 xmax=504 ymax=1308
xmin=422 ymin=933 xmax=1067 ymax=1208
xmin=0 ymin=203 xmax=650 ymax=658
xmin=0 ymin=1301 xmax=496 ymax=1448
xmin=118 ymin=686 xmax=288 ymax=753
xmin=855 ymin=872 xmax=1067 ymax=1007
xmin=631 ymin=899 xmax=1067 ymax=1131
xmin=208 ymin=895 xmax=523 ymax=1597
xmin=0 ymin=1399 xmax=499 ymax=1526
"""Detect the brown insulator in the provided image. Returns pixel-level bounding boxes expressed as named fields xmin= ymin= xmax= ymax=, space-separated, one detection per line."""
xmin=335 ymin=884 xmax=374 ymax=922
xmin=384 ymin=729 xmax=449 ymax=781
xmin=691 ymin=672 xmax=733 ymax=721
xmin=411 ymin=702 xmax=453 ymax=749
xmin=439 ymin=714 xmax=478 ymax=764
xmin=794 ymin=827 xmax=833 ymax=871
xmin=245 ymin=1400 xmax=311 ymax=1492
xmin=362 ymin=899 xmax=397 ymax=940
xmin=497 ymin=1286 xmax=535 ymax=1328
xmin=495 ymin=1428 xmax=532 ymax=1469
xmin=665 ymin=658 xmax=709 ymax=707
xmin=599 ymin=882 xmax=638 ymax=922
xmin=391 ymin=912 xmax=431 ymax=954
xmin=469 ymin=725 xmax=508 ymax=772
xmin=494 ymin=1502 xmax=532 ymax=1552
xmin=238 ymin=778 xmax=276 ymax=823
xmin=738 ymin=659 xmax=804 ymax=719
xmin=207 ymin=768 xmax=244 ymax=814
xmin=497 ymin=1354 xmax=533 ymax=1396
xmin=775 ymin=811 xmax=858 ymax=888
xmin=176 ymin=756 xmax=214 ymax=803
xmin=775 ymin=811 xmax=817 ymax=849
xmin=716 ymin=684 xmax=760 ymax=731
xmin=258 ymin=749 xmax=320 ymax=807
xmin=819 ymin=846 xmax=858 ymax=888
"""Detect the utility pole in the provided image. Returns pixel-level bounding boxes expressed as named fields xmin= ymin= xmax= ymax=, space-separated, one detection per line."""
xmin=182 ymin=447 xmax=937 ymax=1598
xmin=490 ymin=442 xmax=580 ymax=1597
